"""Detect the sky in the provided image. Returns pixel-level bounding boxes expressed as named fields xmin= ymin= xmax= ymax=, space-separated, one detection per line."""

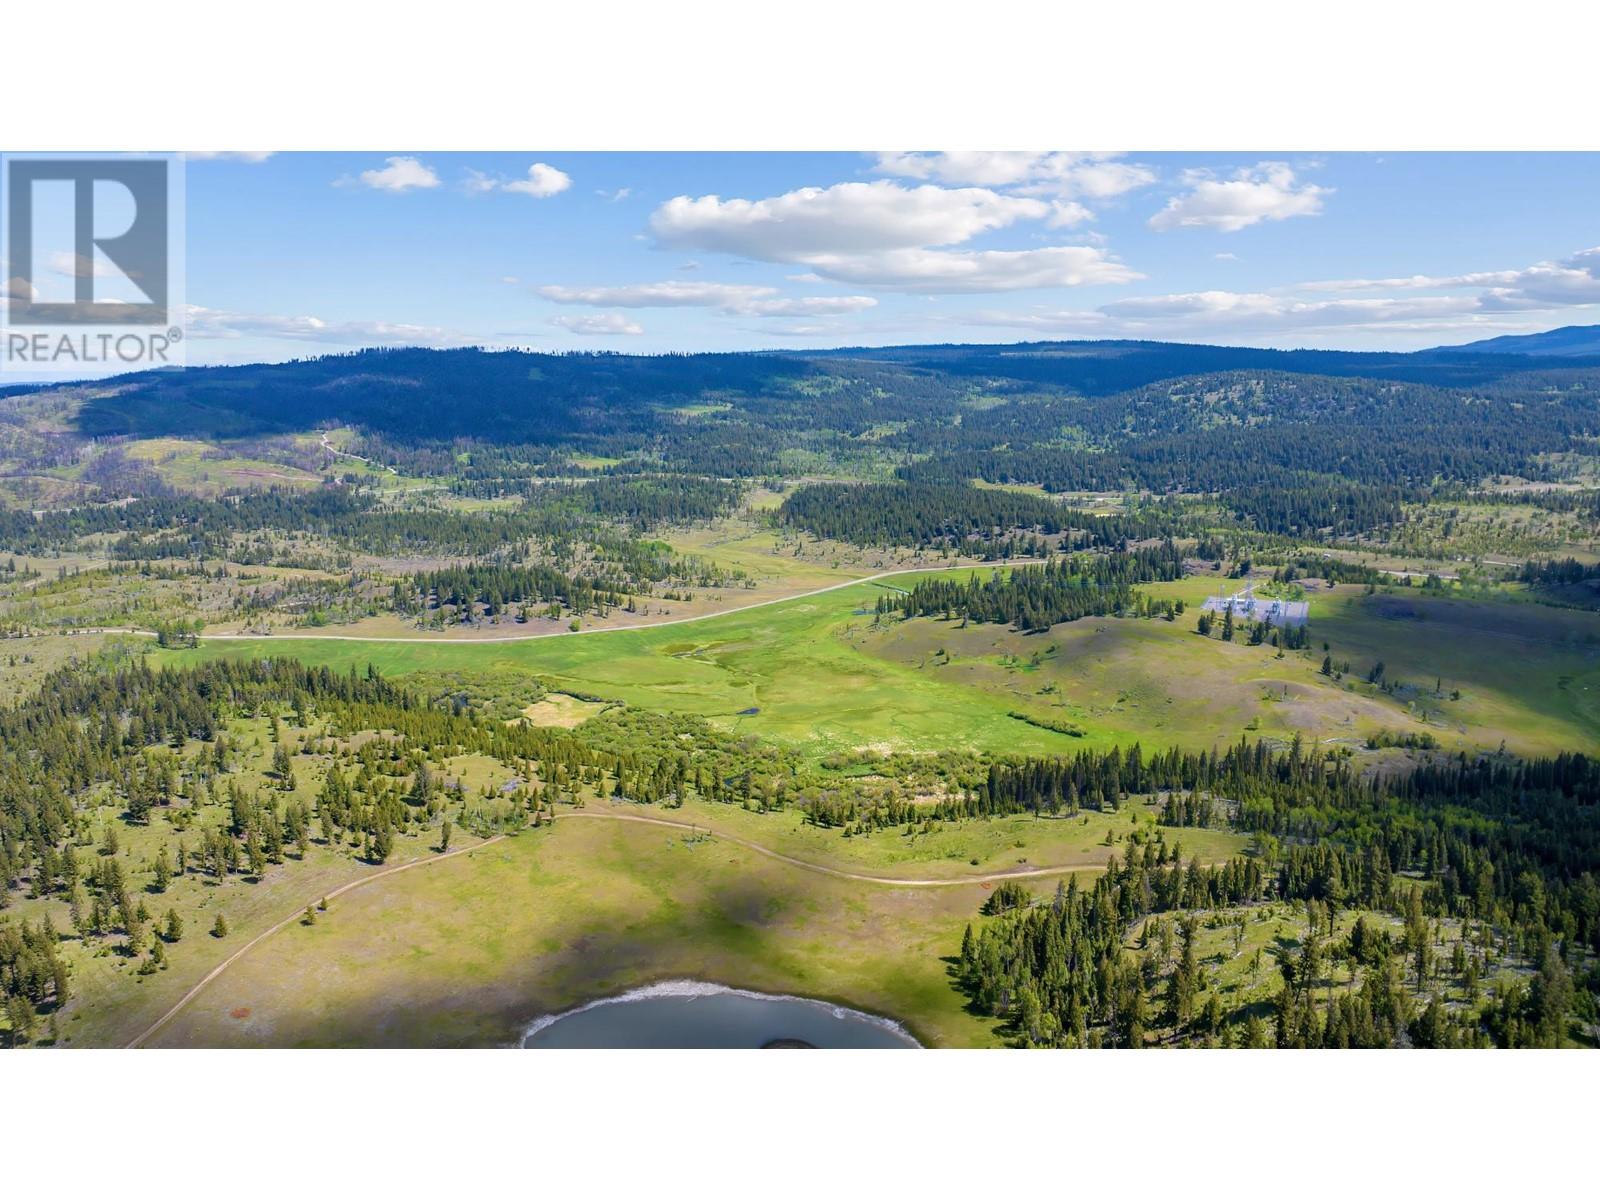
xmin=21 ymin=152 xmax=1600 ymax=365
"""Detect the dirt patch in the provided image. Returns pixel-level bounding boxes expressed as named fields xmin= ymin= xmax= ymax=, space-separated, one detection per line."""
xmin=519 ymin=694 xmax=608 ymax=729
xmin=229 ymin=1006 xmax=252 ymax=1020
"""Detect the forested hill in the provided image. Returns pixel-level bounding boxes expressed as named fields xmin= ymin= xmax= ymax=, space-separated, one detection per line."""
xmin=1443 ymin=324 xmax=1600 ymax=359
xmin=795 ymin=338 xmax=1599 ymax=392
xmin=19 ymin=337 xmax=1598 ymax=448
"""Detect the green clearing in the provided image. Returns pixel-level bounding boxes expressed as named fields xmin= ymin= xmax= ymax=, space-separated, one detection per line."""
xmin=648 ymin=794 xmax=1246 ymax=879
xmin=158 ymin=569 xmax=1600 ymax=760
xmin=121 ymin=437 xmax=323 ymax=495
xmin=160 ymin=570 xmax=1099 ymax=759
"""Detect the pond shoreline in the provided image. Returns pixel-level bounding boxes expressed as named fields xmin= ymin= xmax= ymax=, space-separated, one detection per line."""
xmin=521 ymin=979 xmax=923 ymax=1048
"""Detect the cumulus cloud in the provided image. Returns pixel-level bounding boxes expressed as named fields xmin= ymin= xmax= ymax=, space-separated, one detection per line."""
xmin=185 ymin=304 xmax=470 ymax=346
xmin=538 ymin=280 xmax=877 ymax=317
xmin=466 ymin=163 xmax=572 ymax=198
xmin=354 ymin=156 xmax=441 ymax=192
xmin=874 ymin=152 xmax=1156 ymax=200
xmin=1149 ymin=163 xmax=1328 ymax=233
xmin=650 ymin=180 xmax=1048 ymax=259
xmin=550 ymin=312 xmax=643 ymax=336
xmin=645 ymin=180 xmax=1133 ymax=294
xmin=504 ymin=163 xmax=572 ymax=198
xmin=1047 ymin=201 xmax=1094 ymax=228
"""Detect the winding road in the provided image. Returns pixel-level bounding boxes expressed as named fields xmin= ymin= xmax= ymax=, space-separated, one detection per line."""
xmin=126 ymin=834 xmax=505 ymax=1048
xmin=561 ymin=809 xmax=1111 ymax=888
xmin=123 ymin=557 xmax=1058 ymax=1045
xmin=151 ymin=559 xmax=1046 ymax=645
xmin=124 ymin=804 xmax=1107 ymax=1048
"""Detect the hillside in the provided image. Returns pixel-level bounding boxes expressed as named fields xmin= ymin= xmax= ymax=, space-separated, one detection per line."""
xmin=1443 ymin=324 xmax=1600 ymax=358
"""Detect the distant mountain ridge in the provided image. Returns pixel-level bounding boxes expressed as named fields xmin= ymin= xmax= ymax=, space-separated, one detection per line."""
xmin=1441 ymin=324 xmax=1600 ymax=358
xmin=4 ymin=335 xmax=1597 ymax=446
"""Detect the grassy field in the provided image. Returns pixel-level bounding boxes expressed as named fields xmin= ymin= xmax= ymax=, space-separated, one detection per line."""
xmin=0 ymin=630 xmax=119 ymax=698
xmin=148 ymin=814 xmax=1006 ymax=1048
xmin=650 ymin=794 xmax=1246 ymax=879
xmin=158 ymin=569 xmax=1600 ymax=760
xmin=17 ymin=692 xmax=1247 ymax=1047
xmin=161 ymin=571 xmax=1097 ymax=758
xmin=120 ymin=437 xmax=323 ymax=495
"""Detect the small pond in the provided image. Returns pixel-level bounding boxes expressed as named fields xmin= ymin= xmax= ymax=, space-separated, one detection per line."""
xmin=522 ymin=981 xmax=920 ymax=1049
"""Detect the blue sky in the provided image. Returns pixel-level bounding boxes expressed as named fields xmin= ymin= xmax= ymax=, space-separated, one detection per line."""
xmin=160 ymin=152 xmax=1600 ymax=362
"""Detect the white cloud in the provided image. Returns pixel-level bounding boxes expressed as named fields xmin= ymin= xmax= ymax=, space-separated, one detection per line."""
xmin=650 ymin=180 xmax=1048 ymax=259
xmin=1302 ymin=270 xmax=1524 ymax=292
xmin=969 ymin=244 xmax=1600 ymax=343
xmin=550 ymin=312 xmax=643 ymax=336
xmin=1099 ymin=290 xmax=1492 ymax=334
xmin=747 ymin=295 xmax=877 ymax=316
xmin=185 ymin=304 xmax=470 ymax=346
xmin=1303 ymin=248 xmax=1600 ymax=309
xmin=1047 ymin=201 xmax=1094 ymax=228
xmin=1149 ymin=163 xmax=1328 ymax=233
xmin=355 ymin=156 xmax=440 ymax=192
xmin=874 ymin=152 xmax=1156 ymax=200
xmin=538 ymin=280 xmax=877 ymax=317
xmin=955 ymin=242 xmax=1600 ymax=345
xmin=597 ymin=186 xmax=632 ymax=202
xmin=645 ymin=180 xmax=1134 ymax=294
xmin=798 ymin=246 xmax=1141 ymax=293
xmin=504 ymin=163 xmax=572 ymax=198
xmin=465 ymin=162 xmax=572 ymax=198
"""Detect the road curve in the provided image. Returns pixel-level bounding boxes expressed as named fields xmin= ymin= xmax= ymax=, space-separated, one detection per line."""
xmin=563 ymin=808 xmax=1109 ymax=888
xmin=125 ymin=801 xmax=1108 ymax=1047
xmin=182 ymin=559 xmax=1047 ymax=645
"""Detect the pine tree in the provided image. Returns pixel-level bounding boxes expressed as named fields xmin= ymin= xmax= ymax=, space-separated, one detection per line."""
xmin=152 ymin=845 xmax=172 ymax=893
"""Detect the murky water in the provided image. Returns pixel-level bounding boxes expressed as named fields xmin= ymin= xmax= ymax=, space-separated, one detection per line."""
xmin=522 ymin=981 xmax=920 ymax=1048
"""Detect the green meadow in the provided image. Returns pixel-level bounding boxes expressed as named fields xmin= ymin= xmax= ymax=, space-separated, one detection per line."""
xmin=167 ymin=571 xmax=1096 ymax=758
xmin=147 ymin=814 xmax=1006 ymax=1048
xmin=161 ymin=569 xmax=1600 ymax=761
